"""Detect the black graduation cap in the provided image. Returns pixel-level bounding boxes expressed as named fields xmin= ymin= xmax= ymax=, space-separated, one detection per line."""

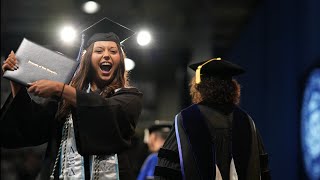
xmin=148 ymin=120 xmax=172 ymax=133
xmin=188 ymin=57 xmax=245 ymax=84
xmin=80 ymin=17 xmax=136 ymax=49
xmin=143 ymin=120 xmax=172 ymax=143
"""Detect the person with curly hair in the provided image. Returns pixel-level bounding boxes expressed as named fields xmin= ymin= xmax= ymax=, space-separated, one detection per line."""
xmin=154 ymin=58 xmax=271 ymax=180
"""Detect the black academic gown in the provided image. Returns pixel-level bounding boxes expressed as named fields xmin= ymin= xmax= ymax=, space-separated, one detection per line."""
xmin=0 ymin=87 xmax=143 ymax=180
xmin=154 ymin=103 xmax=271 ymax=180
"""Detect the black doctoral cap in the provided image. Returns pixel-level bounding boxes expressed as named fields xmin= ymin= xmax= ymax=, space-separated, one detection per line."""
xmin=80 ymin=17 xmax=136 ymax=49
xmin=188 ymin=57 xmax=246 ymax=84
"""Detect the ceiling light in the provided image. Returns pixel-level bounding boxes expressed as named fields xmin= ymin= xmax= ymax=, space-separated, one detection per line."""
xmin=82 ymin=1 xmax=100 ymax=14
xmin=60 ymin=26 xmax=76 ymax=43
xmin=137 ymin=30 xmax=152 ymax=46
xmin=125 ymin=58 xmax=135 ymax=71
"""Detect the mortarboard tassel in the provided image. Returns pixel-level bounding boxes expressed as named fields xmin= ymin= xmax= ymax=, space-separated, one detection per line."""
xmin=195 ymin=57 xmax=222 ymax=84
xmin=70 ymin=34 xmax=85 ymax=80
xmin=195 ymin=67 xmax=202 ymax=84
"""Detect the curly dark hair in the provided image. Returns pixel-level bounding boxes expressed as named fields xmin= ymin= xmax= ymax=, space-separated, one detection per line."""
xmin=189 ymin=76 xmax=241 ymax=105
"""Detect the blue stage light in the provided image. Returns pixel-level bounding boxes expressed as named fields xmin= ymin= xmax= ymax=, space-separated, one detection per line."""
xmin=301 ymin=68 xmax=320 ymax=180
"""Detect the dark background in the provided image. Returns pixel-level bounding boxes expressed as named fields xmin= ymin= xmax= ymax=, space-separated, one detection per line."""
xmin=1 ymin=0 xmax=320 ymax=179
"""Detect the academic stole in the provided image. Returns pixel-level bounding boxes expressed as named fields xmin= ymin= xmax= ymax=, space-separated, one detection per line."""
xmin=59 ymin=114 xmax=120 ymax=180
xmin=59 ymin=115 xmax=86 ymax=179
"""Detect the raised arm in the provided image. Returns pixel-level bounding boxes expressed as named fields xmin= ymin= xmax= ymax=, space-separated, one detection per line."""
xmin=2 ymin=51 xmax=22 ymax=97
xmin=27 ymin=80 xmax=77 ymax=106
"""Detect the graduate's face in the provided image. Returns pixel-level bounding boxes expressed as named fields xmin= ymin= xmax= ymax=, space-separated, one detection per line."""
xmin=91 ymin=41 xmax=121 ymax=85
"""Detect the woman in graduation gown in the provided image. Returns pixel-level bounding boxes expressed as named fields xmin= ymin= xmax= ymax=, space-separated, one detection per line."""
xmin=0 ymin=23 xmax=143 ymax=179
xmin=154 ymin=58 xmax=271 ymax=180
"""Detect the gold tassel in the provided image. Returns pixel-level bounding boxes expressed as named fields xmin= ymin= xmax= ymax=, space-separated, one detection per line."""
xmin=196 ymin=67 xmax=201 ymax=84
xmin=195 ymin=57 xmax=221 ymax=84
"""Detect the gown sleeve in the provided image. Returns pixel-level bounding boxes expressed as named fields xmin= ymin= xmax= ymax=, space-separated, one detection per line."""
xmin=154 ymin=122 xmax=182 ymax=180
xmin=0 ymin=88 xmax=57 ymax=148
xmin=256 ymin=129 xmax=271 ymax=180
xmin=73 ymin=88 xmax=143 ymax=155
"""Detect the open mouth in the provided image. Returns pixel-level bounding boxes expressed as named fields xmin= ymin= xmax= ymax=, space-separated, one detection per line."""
xmin=99 ymin=62 xmax=112 ymax=73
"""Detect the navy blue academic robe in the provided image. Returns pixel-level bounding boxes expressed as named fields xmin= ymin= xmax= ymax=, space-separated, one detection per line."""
xmin=155 ymin=103 xmax=271 ymax=180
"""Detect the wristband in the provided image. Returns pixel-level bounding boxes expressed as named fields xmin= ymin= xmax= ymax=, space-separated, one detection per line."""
xmin=59 ymin=83 xmax=66 ymax=100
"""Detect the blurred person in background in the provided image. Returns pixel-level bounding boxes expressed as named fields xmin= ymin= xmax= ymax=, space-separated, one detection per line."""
xmin=137 ymin=120 xmax=172 ymax=180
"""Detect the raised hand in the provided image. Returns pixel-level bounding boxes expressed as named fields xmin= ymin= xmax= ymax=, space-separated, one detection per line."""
xmin=2 ymin=51 xmax=19 ymax=72
xmin=2 ymin=51 xmax=22 ymax=97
